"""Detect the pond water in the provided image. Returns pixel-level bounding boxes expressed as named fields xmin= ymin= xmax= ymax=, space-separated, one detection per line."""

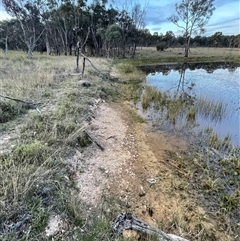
xmin=144 ymin=66 xmax=240 ymax=146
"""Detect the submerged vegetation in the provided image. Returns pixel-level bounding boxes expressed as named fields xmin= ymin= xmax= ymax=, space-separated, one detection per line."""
xmin=141 ymin=85 xmax=227 ymax=125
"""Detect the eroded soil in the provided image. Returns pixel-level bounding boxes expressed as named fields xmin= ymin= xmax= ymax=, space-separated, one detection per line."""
xmin=67 ymin=99 xmax=233 ymax=240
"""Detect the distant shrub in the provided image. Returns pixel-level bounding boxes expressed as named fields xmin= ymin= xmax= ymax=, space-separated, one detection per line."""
xmin=156 ymin=42 xmax=167 ymax=51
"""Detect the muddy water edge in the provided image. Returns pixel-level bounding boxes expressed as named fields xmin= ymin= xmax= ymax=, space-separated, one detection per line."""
xmin=123 ymin=61 xmax=240 ymax=240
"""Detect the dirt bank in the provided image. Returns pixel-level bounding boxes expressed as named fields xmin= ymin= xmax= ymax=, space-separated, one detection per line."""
xmin=75 ymin=98 xmax=234 ymax=240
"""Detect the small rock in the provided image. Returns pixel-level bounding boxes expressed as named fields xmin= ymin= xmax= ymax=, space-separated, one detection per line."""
xmin=147 ymin=178 xmax=157 ymax=184
xmin=125 ymin=202 xmax=131 ymax=208
xmin=77 ymin=80 xmax=91 ymax=87
xmin=139 ymin=185 xmax=146 ymax=197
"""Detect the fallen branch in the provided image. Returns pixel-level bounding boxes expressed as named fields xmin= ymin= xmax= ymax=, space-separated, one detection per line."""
xmin=80 ymin=55 xmax=119 ymax=82
xmin=85 ymin=131 xmax=105 ymax=151
xmin=0 ymin=94 xmax=42 ymax=112
xmin=112 ymin=213 xmax=189 ymax=241
xmin=3 ymin=213 xmax=31 ymax=233
xmin=80 ymin=53 xmax=103 ymax=77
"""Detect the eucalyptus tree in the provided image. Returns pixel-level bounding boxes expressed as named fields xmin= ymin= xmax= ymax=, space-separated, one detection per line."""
xmin=233 ymin=34 xmax=240 ymax=48
xmin=105 ymin=24 xmax=123 ymax=57
xmin=116 ymin=9 xmax=133 ymax=57
xmin=0 ymin=20 xmax=9 ymax=54
xmin=113 ymin=1 xmax=148 ymax=58
xmin=46 ymin=0 xmax=74 ymax=55
xmin=138 ymin=28 xmax=152 ymax=47
xmin=168 ymin=0 xmax=215 ymax=57
xmin=2 ymin=0 xmax=48 ymax=58
xmin=129 ymin=3 xmax=147 ymax=58
xmin=0 ymin=19 xmax=22 ymax=53
xmin=210 ymin=31 xmax=224 ymax=47
xmin=163 ymin=31 xmax=175 ymax=47
xmin=88 ymin=0 xmax=111 ymax=55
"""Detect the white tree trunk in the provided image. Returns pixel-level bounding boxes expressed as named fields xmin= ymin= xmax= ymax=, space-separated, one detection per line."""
xmin=46 ymin=33 xmax=51 ymax=55
xmin=4 ymin=36 xmax=8 ymax=56
xmin=27 ymin=43 xmax=35 ymax=58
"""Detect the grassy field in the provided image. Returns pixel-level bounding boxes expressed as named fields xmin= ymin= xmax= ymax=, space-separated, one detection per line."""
xmin=0 ymin=50 xmax=120 ymax=240
xmin=135 ymin=46 xmax=240 ymax=58
xmin=0 ymin=48 xmax=239 ymax=240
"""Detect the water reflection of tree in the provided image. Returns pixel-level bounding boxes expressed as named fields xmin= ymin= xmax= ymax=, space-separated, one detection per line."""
xmin=228 ymin=67 xmax=237 ymax=73
xmin=165 ymin=65 xmax=227 ymax=124
xmin=161 ymin=69 xmax=171 ymax=76
xmin=170 ymin=66 xmax=196 ymax=103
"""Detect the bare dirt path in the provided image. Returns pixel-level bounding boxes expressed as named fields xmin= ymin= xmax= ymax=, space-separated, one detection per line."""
xmin=72 ymin=99 xmax=196 ymax=239
xmin=75 ymin=101 xmax=132 ymax=208
xmin=72 ymin=99 xmax=231 ymax=240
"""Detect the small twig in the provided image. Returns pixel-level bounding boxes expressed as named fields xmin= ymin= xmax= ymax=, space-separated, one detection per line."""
xmin=106 ymin=135 xmax=116 ymax=140
xmin=80 ymin=216 xmax=88 ymax=232
xmin=69 ymin=73 xmax=82 ymax=76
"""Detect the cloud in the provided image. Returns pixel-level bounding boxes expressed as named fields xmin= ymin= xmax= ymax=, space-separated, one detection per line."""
xmin=206 ymin=18 xmax=240 ymax=35
xmin=0 ymin=10 xmax=11 ymax=21
xmin=143 ymin=0 xmax=240 ymax=36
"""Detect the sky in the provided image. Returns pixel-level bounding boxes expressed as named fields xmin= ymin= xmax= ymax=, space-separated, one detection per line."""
xmin=0 ymin=0 xmax=239 ymax=36
xmin=142 ymin=0 xmax=240 ymax=36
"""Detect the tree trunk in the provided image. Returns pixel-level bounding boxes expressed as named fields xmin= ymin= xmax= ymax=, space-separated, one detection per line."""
xmin=46 ymin=33 xmax=51 ymax=55
xmin=27 ymin=44 xmax=34 ymax=58
xmin=184 ymin=36 xmax=190 ymax=57
xmin=91 ymin=27 xmax=99 ymax=56
xmin=131 ymin=42 xmax=137 ymax=59
xmin=69 ymin=45 xmax=72 ymax=55
xmin=63 ymin=19 xmax=68 ymax=55
xmin=76 ymin=41 xmax=80 ymax=72
xmin=4 ymin=36 xmax=8 ymax=56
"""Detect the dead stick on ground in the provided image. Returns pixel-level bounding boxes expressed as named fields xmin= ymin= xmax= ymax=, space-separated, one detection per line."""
xmin=85 ymin=131 xmax=105 ymax=151
xmin=112 ymin=213 xmax=189 ymax=241
xmin=0 ymin=94 xmax=42 ymax=111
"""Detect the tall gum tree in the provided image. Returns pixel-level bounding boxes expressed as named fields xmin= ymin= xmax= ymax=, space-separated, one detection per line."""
xmin=168 ymin=0 xmax=215 ymax=57
xmin=2 ymin=0 xmax=47 ymax=58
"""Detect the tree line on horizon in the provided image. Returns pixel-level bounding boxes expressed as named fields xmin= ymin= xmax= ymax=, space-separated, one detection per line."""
xmin=0 ymin=0 xmax=239 ymax=58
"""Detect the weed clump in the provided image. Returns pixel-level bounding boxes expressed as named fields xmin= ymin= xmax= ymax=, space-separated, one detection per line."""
xmin=12 ymin=140 xmax=48 ymax=164
xmin=0 ymin=101 xmax=26 ymax=123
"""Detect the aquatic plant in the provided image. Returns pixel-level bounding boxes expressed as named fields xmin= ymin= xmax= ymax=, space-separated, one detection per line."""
xmin=141 ymin=86 xmax=228 ymax=127
xmin=195 ymin=96 xmax=227 ymax=122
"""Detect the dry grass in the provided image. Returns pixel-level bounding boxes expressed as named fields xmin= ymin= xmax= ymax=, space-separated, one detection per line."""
xmin=0 ymin=50 xmax=120 ymax=240
xmin=135 ymin=46 xmax=240 ymax=59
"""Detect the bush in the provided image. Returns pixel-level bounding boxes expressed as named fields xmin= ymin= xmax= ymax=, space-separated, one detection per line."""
xmin=156 ymin=42 xmax=167 ymax=51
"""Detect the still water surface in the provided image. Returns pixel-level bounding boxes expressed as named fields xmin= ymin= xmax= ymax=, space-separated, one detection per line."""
xmin=145 ymin=67 xmax=240 ymax=146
